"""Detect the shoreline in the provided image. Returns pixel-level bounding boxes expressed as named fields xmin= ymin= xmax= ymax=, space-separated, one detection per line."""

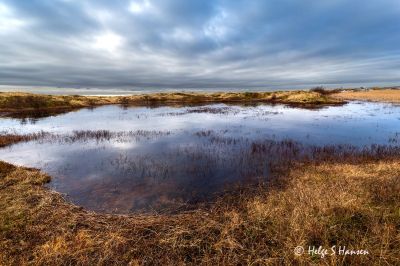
xmin=1 ymin=84 xmax=398 ymax=95
xmin=0 ymin=90 xmax=344 ymax=114
xmin=1 ymin=87 xmax=399 ymax=117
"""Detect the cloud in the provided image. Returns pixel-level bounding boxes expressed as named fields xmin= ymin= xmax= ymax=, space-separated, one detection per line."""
xmin=0 ymin=0 xmax=399 ymax=89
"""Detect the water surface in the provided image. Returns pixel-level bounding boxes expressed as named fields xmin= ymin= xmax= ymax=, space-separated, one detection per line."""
xmin=0 ymin=101 xmax=399 ymax=213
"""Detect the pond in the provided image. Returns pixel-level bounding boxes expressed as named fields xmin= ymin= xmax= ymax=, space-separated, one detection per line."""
xmin=0 ymin=101 xmax=399 ymax=213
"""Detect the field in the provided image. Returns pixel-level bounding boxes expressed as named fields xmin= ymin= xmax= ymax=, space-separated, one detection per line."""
xmin=332 ymin=88 xmax=400 ymax=103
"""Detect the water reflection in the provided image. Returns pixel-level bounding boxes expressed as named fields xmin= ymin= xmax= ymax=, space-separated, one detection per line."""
xmin=0 ymin=102 xmax=399 ymax=213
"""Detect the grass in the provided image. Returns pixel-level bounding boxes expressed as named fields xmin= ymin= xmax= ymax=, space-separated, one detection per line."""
xmin=0 ymin=89 xmax=399 ymax=265
xmin=0 ymin=132 xmax=49 ymax=148
xmin=1 ymin=87 xmax=399 ymax=115
xmin=0 ymin=90 xmax=344 ymax=115
xmin=117 ymin=91 xmax=342 ymax=106
xmin=331 ymin=88 xmax=400 ymax=103
xmin=0 ymin=92 xmax=116 ymax=112
xmin=0 ymin=139 xmax=399 ymax=265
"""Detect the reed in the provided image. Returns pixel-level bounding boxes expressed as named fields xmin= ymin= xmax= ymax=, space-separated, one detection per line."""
xmin=0 ymin=131 xmax=49 ymax=147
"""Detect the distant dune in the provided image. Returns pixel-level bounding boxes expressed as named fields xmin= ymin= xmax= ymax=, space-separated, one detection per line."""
xmin=332 ymin=88 xmax=400 ymax=103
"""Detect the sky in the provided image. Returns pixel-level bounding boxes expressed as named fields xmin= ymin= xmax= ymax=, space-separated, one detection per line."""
xmin=0 ymin=0 xmax=400 ymax=90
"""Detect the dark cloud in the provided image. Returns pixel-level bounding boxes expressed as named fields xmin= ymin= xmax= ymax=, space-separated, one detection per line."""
xmin=0 ymin=0 xmax=399 ymax=89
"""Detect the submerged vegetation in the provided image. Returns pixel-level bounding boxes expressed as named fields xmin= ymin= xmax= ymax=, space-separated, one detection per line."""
xmin=0 ymin=152 xmax=399 ymax=265
xmin=0 ymin=132 xmax=399 ymax=264
xmin=0 ymin=132 xmax=49 ymax=148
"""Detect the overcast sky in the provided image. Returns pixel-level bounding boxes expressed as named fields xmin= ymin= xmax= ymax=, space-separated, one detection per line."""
xmin=1 ymin=0 xmax=400 ymax=89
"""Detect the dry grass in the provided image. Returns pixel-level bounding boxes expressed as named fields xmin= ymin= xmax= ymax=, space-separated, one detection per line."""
xmin=0 ymin=132 xmax=49 ymax=148
xmin=0 ymin=155 xmax=399 ymax=265
xmin=0 ymin=95 xmax=399 ymax=265
xmin=3 ymin=88 xmax=400 ymax=116
xmin=0 ymin=91 xmax=343 ymax=114
xmin=332 ymin=89 xmax=400 ymax=103
xmin=117 ymin=91 xmax=342 ymax=106
xmin=0 ymin=92 xmax=116 ymax=113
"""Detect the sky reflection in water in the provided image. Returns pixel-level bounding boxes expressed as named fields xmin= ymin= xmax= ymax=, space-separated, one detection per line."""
xmin=0 ymin=102 xmax=399 ymax=213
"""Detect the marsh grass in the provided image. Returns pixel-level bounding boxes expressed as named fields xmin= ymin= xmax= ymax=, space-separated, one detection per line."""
xmin=64 ymin=130 xmax=171 ymax=143
xmin=0 ymin=131 xmax=49 ymax=148
xmin=0 ymin=131 xmax=399 ymax=265
xmin=3 ymin=87 xmax=399 ymax=119
xmin=1 ymin=130 xmax=400 ymax=213
xmin=0 ymin=90 xmax=344 ymax=116
xmin=0 ymin=130 xmax=172 ymax=147
xmin=161 ymin=106 xmax=241 ymax=116
xmin=0 ymin=158 xmax=399 ymax=265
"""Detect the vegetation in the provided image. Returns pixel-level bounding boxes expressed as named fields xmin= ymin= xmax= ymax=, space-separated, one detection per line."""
xmin=1 ymin=88 xmax=399 ymax=265
xmin=0 ymin=92 xmax=115 ymax=112
xmin=117 ymin=90 xmax=343 ymax=106
xmin=1 ymin=87 xmax=399 ymax=115
xmin=0 ymin=132 xmax=48 ymax=148
xmin=309 ymin=86 xmax=343 ymax=95
xmin=0 ymin=90 xmax=344 ymax=115
xmin=0 ymin=133 xmax=399 ymax=265
xmin=331 ymin=88 xmax=400 ymax=103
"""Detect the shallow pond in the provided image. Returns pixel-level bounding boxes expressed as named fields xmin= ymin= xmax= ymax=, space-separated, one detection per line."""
xmin=0 ymin=101 xmax=399 ymax=213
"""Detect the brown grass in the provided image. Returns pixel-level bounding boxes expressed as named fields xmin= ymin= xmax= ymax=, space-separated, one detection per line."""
xmin=0 ymin=132 xmax=49 ymax=148
xmin=3 ymin=88 xmax=400 ymax=116
xmin=117 ymin=91 xmax=342 ymax=106
xmin=0 ymin=92 xmax=116 ymax=113
xmin=0 ymin=153 xmax=399 ymax=265
xmin=331 ymin=89 xmax=400 ymax=103
xmin=0 ymin=97 xmax=399 ymax=265
xmin=0 ymin=91 xmax=344 ymax=115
